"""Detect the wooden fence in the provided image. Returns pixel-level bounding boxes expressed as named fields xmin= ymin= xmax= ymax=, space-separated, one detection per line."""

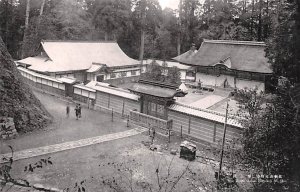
xmin=130 ymin=110 xmax=173 ymax=134
xmin=18 ymin=67 xmax=65 ymax=96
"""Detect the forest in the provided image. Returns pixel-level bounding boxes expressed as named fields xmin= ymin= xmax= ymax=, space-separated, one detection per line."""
xmin=0 ymin=0 xmax=299 ymax=84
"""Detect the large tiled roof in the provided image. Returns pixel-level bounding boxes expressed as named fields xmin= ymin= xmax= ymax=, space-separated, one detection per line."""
xmin=172 ymin=50 xmax=198 ymax=65
xmin=17 ymin=41 xmax=140 ymax=73
xmin=174 ymin=39 xmax=272 ymax=74
xmin=169 ymin=102 xmax=242 ymax=128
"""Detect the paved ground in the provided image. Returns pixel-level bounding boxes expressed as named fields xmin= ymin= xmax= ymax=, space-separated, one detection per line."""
xmin=9 ymin=134 xmax=216 ymax=191
xmin=0 ymin=127 xmax=147 ymax=163
xmin=0 ymin=91 xmax=132 ymax=154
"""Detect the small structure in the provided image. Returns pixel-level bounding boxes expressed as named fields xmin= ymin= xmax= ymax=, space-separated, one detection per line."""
xmin=179 ymin=82 xmax=188 ymax=93
xmin=129 ymin=79 xmax=185 ymax=120
xmin=128 ymin=79 xmax=186 ymax=134
xmin=180 ymin=140 xmax=197 ymax=161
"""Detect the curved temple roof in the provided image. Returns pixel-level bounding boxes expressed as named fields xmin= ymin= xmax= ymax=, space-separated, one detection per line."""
xmin=173 ymin=39 xmax=272 ymax=74
xmin=18 ymin=41 xmax=140 ymax=73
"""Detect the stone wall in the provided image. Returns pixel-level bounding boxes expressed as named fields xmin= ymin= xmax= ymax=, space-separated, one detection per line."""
xmin=0 ymin=117 xmax=18 ymax=139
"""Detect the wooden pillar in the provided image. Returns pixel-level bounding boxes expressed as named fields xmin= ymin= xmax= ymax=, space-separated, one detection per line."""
xmin=164 ymin=100 xmax=168 ymax=120
xmin=213 ymin=122 xmax=217 ymax=142
xmin=108 ymin=93 xmax=111 ymax=108
xmin=188 ymin=115 xmax=191 ymax=134
xmin=140 ymin=96 xmax=144 ymax=113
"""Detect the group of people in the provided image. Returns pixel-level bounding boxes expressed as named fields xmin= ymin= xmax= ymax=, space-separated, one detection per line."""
xmin=66 ymin=103 xmax=82 ymax=120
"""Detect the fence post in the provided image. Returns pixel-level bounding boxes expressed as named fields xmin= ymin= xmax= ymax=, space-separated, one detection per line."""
xmin=111 ymin=108 xmax=114 ymax=122
xmin=127 ymin=115 xmax=129 ymax=127
xmin=122 ymin=101 xmax=125 ymax=117
xmin=181 ymin=125 xmax=183 ymax=138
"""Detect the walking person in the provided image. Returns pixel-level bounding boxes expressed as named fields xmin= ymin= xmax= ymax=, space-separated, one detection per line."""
xmin=152 ymin=128 xmax=156 ymax=144
xmin=66 ymin=103 xmax=70 ymax=118
xmin=75 ymin=104 xmax=79 ymax=120
xmin=78 ymin=104 xmax=82 ymax=118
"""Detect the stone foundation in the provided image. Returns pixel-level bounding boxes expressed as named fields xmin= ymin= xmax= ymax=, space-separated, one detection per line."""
xmin=0 ymin=117 xmax=18 ymax=139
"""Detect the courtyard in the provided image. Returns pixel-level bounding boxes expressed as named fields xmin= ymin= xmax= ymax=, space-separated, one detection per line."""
xmin=1 ymin=89 xmax=219 ymax=191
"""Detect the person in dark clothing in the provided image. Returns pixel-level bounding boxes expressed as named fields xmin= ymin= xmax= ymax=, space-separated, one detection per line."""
xmin=75 ymin=104 xmax=79 ymax=120
xmin=66 ymin=103 xmax=70 ymax=118
xmin=78 ymin=104 xmax=81 ymax=118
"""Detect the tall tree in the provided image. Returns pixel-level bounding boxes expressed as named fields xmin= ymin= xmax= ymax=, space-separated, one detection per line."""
xmin=90 ymin=0 xmax=132 ymax=41
xmin=133 ymin=0 xmax=162 ymax=61
xmin=266 ymin=0 xmax=300 ymax=83
xmin=21 ymin=0 xmax=31 ymax=58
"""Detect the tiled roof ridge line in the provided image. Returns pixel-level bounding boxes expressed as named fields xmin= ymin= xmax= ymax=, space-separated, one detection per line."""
xmin=94 ymin=82 xmax=132 ymax=94
xmin=41 ymin=39 xmax=117 ymax=43
xmin=203 ymin=39 xmax=266 ymax=46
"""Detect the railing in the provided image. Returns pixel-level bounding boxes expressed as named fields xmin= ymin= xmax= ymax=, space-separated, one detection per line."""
xmin=130 ymin=110 xmax=172 ymax=132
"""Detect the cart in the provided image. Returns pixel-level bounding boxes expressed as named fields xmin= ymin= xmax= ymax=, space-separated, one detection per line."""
xmin=179 ymin=141 xmax=197 ymax=161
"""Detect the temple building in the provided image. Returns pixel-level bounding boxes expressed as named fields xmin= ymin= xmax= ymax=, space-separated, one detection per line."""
xmin=173 ymin=39 xmax=273 ymax=91
xmin=17 ymin=40 xmax=146 ymax=85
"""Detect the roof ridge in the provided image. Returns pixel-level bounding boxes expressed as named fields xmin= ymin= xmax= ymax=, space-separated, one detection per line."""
xmin=203 ymin=39 xmax=266 ymax=46
xmin=94 ymin=82 xmax=132 ymax=94
xmin=41 ymin=40 xmax=117 ymax=43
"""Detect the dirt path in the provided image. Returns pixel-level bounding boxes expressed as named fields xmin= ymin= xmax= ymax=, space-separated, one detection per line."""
xmin=0 ymin=127 xmax=147 ymax=163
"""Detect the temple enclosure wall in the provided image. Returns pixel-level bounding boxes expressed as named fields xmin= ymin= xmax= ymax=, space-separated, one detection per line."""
xmin=19 ymin=68 xmax=243 ymax=145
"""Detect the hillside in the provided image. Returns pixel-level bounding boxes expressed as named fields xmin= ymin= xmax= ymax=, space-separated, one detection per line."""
xmin=0 ymin=37 xmax=51 ymax=133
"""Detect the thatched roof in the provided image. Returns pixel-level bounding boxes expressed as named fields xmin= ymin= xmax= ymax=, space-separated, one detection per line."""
xmin=17 ymin=40 xmax=139 ymax=73
xmin=175 ymin=39 xmax=272 ymax=74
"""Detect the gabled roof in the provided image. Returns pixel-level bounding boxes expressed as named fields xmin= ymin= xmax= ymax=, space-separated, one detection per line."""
xmin=129 ymin=79 xmax=183 ymax=98
xmin=172 ymin=50 xmax=198 ymax=65
xmin=186 ymin=39 xmax=272 ymax=73
xmin=17 ymin=40 xmax=140 ymax=73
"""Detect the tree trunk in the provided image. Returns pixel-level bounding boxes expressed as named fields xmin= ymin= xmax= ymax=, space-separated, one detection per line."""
xmin=250 ymin=0 xmax=255 ymax=40
xmin=39 ymin=0 xmax=46 ymax=16
xmin=139 ymin=0 xmax=146 ymax=66
xmin=263 ymin=0 xmax=269 ymax=39
xmin=139 ymin=29 xmax=145 ymax=63
xmin=177 ymin=0 xmax=182 ymax=56
xmin=257 ymin=0 xmax=263 ymax=41
xmin=21 ymin=0 xmax=31 ymax=59
xmin=104 ymin=32 xmax=108 ymax=41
